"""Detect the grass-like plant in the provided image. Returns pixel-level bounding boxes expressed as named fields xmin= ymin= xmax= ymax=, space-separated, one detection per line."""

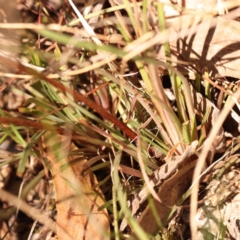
xmin=0 ymin=0 xmax=240 ymax=239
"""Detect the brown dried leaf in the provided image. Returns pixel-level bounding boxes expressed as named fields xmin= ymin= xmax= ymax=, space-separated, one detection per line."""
xmin=120 ymin=144 xmax=197 ymax=231
xmin=135 ymin=161 xmax=196 ymax=235
xmin=169 ymin=16 xmax=240 ymax=79
xmin=158 ymin=1 xmax=240 ymax=78
xmin=44 ymin=134 xmax=109 ymax=240
xmin=163 ymin=0 xmax=234 ymax=18
xmin=132 ymin=147 xmax=197 ymax=236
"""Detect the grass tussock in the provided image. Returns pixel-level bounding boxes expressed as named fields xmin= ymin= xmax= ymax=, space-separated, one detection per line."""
xmin=0 ymin=0 xmax=240 ymax=239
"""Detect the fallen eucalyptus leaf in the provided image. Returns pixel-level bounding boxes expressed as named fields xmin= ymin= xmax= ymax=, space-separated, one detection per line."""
xmin=134 ymin=159 xmax=196 ymax=236
xmin=44 ymin=133 xmax=109 ymax=240
xmin=169 ymin=16 xmax=240 ymax=79
xmin=123 ymin=144 xmax=197 ymax=236
xmin=120 ymin=143 xmax=197 ymax=231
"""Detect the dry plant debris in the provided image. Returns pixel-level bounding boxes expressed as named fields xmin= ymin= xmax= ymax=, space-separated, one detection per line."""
xmin=0 ymin=0 xmax=240 ymax=240
xmin=43 ymin=132 xmax=109 ymax=240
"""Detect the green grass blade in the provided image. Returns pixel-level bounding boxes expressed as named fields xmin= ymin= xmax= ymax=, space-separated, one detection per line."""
xmin=113 ymin=151 xmax=150 ymax=240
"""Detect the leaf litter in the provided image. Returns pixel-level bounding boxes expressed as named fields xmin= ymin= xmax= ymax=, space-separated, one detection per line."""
xmin=0 ymin=1 xmax=240 ymax=240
